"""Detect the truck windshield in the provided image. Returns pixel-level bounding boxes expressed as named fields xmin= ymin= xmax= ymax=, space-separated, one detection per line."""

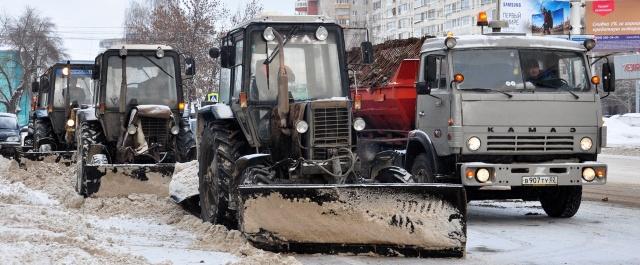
xmin=452 ymin=49 xmax=589 ymax=92
xmin=53 ymin=68 xmax=93 ymax=107
xmin=249 ymin=29 xmax=342 ymax=102
xmin=105 ymin=55 xmax=178 ymax=108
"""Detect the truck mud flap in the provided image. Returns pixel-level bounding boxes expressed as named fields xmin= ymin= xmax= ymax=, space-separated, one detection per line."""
xmin=238 ymin=183 xmax=467 ymax=257
xmin=88 ymin=163 xmax=175 ymax=197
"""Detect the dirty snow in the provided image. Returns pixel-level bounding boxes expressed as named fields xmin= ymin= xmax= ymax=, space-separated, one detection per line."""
xmin=605 ymin=114 xmax=640 ymax=147
xmin=168 ymin=160 xmax=199 ymax=203
xmin=0 ymin=156 xmax=299 ymax=265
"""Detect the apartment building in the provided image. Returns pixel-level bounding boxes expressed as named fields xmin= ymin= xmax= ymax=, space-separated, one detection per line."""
xmin=297 ymin=0 xmax=498 ymax=44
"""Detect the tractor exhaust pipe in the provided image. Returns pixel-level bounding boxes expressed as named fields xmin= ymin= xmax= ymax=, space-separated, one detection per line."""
xmin=272 ymin=29 xmax=290 ymax=134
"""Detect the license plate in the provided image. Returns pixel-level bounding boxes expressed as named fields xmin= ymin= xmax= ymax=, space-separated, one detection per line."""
xmin=522 ymin=176 xmax=558 ymax=185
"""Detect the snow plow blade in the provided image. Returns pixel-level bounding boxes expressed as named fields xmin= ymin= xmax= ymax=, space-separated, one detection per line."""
xmin=18 ymin=151 xmax=76 ymax=165
xmin=88 ymin=163 xmax=175 ymax=197
xmin=238 ymin=184 xmax=467 ymax=257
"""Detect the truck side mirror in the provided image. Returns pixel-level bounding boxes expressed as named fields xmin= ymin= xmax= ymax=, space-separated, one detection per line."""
xmin=416 ymin=81 xmax=431 ymax=95
xmin=602 ymin=60 xmax=615 ymax=92
xmin=425 ymin=56 xmax=438 ymax=88
xmin=185 ymin=57 xmax=196 ymax=76
xmin=220 ymin=46 xmax=235 ymax=68
xmin=361 ymin=41 xmax=374 ymax=65
xmin=31 ymin=81 xmax=39 ymax=93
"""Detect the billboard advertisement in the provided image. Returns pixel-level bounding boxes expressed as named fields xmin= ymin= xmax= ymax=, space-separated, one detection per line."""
xmin=585 ymin=0 xmax=640 ymax=51
xmin=500 ymin=0 xmax=571 ymax=35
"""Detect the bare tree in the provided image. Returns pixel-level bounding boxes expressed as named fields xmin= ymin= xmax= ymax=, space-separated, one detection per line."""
xmin=0 ymin=7 xmax=64 ymax=113
xmin=124 ymin=0 xmax=263 ymax=101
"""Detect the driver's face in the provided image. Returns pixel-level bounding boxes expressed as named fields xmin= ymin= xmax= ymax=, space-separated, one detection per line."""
xmin=528 ymin=66 xmax=540 ymax=77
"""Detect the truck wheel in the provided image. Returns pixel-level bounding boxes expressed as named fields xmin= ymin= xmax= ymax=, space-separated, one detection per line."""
xmin=410 ymin=153 xmax=436 ymax=183
xmin=199 ymin=120 xmax=248 ymax=227
xmin=539 ymin=186 xmax=582 ymax=218
xmin=34 ymin=119 xmax=54 ymax=150
xmin=75 ymin=122 xmax=105 ymax=197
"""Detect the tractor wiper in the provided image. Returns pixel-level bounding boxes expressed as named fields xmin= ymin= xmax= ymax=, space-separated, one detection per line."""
xmin=464 ymin=87 xmax=513 ymax=98
xmin=142 ymin=55 xmax=174 ymax=79
xmin=264 ymin=26 xmax=298 ymax=65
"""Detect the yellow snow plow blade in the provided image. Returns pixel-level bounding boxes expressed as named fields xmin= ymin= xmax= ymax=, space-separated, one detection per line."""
xmin=89 ymin=163 xmax=175 ymax=197
xmin=238 ymin=184 xmax=467 ymax=257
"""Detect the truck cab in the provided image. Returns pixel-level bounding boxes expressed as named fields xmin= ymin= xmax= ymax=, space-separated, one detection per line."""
xmin=406 ymin=34 xmax=614 ymax=217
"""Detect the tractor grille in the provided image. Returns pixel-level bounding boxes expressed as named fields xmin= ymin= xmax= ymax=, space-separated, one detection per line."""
xmin=486 ymin=135 xmax=574 ymax=152
xmin=312 ymin=106 xmax=350 ymax=160
xmin=140 ymin=117 xmax=170 ymax=148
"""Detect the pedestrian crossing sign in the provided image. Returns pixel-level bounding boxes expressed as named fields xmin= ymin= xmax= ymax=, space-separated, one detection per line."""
xmin=207 ymin=92 xmax=219 ymax=103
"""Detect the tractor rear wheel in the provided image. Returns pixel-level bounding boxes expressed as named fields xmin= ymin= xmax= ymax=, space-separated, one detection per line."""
xmin=199 ymin=120 xmax=248 ymax=228
xmin=75 ymin=121 xmax=105 ymax=197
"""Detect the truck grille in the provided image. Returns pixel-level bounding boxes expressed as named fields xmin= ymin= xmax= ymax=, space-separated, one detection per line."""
xmin=312 ymin=106 xmax=351 ymax=160
xmin=486 ymin=135 xmax=574 ymax=152
xmin=140 ymin=117 xmax=170 ymax=148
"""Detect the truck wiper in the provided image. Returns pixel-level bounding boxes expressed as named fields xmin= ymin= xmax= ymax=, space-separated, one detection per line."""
xmin=530 ymin=79 xmax=579 ymax=99
xmin=464 ymin=88 xmax=513 ymax=98
xmin=142 ymin=55 xmax=174 ymax=79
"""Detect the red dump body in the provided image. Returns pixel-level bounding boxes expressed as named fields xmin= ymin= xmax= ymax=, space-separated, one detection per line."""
xmin=351 ymin=59 xmax=419 ymax=132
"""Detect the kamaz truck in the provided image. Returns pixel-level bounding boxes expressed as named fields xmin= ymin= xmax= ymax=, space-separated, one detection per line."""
xmin=354 ymin=31 xmax=614 ymax=218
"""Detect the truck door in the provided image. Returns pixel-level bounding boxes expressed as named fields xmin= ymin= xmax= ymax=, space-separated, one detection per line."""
xmin=416 ymin=53 xmax=451 ymax=155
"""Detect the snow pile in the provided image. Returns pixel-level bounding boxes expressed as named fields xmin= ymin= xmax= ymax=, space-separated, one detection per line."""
xmin=605 ymin=114 xmax=640 ymax=147
xmin=169 ymin=160 xmax=199 ymax=203
xmin=0 ymin=179 xmax=59 ymax=206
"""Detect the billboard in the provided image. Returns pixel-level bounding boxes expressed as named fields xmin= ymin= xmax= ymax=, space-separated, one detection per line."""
xmin=500 ymin=0 xmax=571 ymax=35
xmin=585 ymin=0 xmax=640 ymax=51
xmin=614 ymin=55 xmax=640 ymax=80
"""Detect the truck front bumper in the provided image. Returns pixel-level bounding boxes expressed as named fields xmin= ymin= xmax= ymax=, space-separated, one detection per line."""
xmin=460 ymin=162 xmax=606 ymax=186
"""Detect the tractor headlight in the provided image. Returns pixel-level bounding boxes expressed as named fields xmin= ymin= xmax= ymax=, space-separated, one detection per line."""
xmin=295 ymin=120 xmax=308 ymax=134
xmin=263 ymin=27 xmax=275 ymax=41
xmin=66 ymin=119 xmax=75 ymax=127
xmin=171 ymin=125 xmax=180 ymax=135
xmin=467 ymin=136 xmax=481 ymax=151
xmin=580 ymin=137 xmax=593 ymax=151
xmin=445 ymin=36 xmax=457 ymax=49
xmin=353 ymin=118 xmax=366 ymax=131
xmin=476 ymin=168 xmax=491 ymax=183
xmin=156 ymin=47 xmax=164 ymax=58
xmin=6 ymin=136 xmax=19 ymax=142
xmin=582 ymin=167 xmax=596 ymax=182
xmin=315 ymin=26 xmax=328 ymax=41
xmin=127 ymin=124 xmax=137 ymax=135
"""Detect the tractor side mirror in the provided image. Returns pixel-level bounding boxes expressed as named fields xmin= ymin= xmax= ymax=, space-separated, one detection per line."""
xmin=41 ymin=79 xmax=50 ymax=93
xmin=92 ymin=64 xmax=100 ymax=80
xmin=31 ymin=81 xmax=39 ymax=93
xmin=602 ymin=60 xmax=615 ymax=92
xmin=361 ymin=41 xmax=374 ymax=65
xmin=416 ymin=81 xmax=431 ymax=95
xmin=209 ymin=47 xmax=220 ymax=59
xmin=185 ymin=57 xmax=196 ymax=76
xmin=219 ymin=46 xmax=235 ymax=68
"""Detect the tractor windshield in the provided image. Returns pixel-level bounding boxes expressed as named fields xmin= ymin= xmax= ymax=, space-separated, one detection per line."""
xmin=53 ymin=68 xmax=93 ymax=107
xmin=249 ymin=29 xmax=342 ymax=102
xmin=105 ymin=55 xmax=178 ymax=108
xmin=451 ymin=49 xmax=590 ymax=92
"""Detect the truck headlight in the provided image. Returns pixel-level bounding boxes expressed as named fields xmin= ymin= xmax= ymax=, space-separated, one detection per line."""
xmin=582 ymin=167 xmax=596 ymax=182
xmin=580 ymin=137 xmax=593 ymax=151
xmin=476 ymin=168 xmax=491 ymax=183
xmin=467 ymin=136 xmax=481 ymax=151
xmin=295 ymin=120 xmax=308 ymax=134
xmin=353 ymin=118 xmax=366 ymax=131
xmin=66 ymin=119 xmax=75 ymax=127
xmin=6 ymin=136 xmax=19 ymax=142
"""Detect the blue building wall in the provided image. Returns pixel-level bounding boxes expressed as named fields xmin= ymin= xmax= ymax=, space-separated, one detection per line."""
xmin=0 ymin=50 xmax=29 ymax=126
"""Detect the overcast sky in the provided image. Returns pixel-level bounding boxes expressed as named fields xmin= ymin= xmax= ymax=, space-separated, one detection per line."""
xmin=0 ymin=0 xmax=295 ymax=60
